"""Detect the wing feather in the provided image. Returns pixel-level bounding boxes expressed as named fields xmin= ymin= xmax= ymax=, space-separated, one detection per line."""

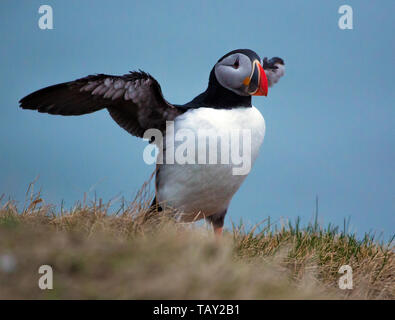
xmin=19 ymin=71 xmax=185 ymax=137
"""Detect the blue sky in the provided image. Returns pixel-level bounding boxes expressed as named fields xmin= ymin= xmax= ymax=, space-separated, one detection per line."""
xmin=0 ymin=0 xmax=394 ymax=238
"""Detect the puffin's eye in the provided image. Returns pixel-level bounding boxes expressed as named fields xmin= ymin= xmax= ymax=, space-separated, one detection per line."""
xmin=233 ymin=58 xmax=239 ymax=69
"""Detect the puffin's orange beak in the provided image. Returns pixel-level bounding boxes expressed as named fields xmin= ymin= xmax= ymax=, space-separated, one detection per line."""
xmin=252 ymin=62 xmax=268 ymax=96
xmin=245 ymin=60 xmax=268 ymax=96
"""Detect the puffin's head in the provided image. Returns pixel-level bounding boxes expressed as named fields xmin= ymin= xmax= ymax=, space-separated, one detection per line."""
xmin=214 ymin=49 xmax=268 ymax=97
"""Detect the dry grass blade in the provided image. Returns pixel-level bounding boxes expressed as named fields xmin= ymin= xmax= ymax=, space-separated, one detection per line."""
xmin=0 ymin=183 xmax=393 ymax=299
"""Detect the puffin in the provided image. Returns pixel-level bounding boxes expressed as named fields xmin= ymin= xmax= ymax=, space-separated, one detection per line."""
xmin=19 ymin=49 xmax=285 ymax=236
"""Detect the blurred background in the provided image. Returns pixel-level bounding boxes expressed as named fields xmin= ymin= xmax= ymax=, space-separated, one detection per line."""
xmin=0 ymin=0 xmax=393 ymax=238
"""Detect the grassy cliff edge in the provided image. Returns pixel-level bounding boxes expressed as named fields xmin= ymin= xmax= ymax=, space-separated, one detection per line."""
xmin=0 ymin=190 xmax=393 ymax=300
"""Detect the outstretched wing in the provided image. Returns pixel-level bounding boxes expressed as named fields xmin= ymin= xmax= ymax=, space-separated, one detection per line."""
xmin=262 ymin=57 xmax=285 ymax=88
xmin=19 ymin=71 xmax=185 ymax=137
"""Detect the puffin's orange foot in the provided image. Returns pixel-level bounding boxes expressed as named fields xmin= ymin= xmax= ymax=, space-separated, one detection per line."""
xmin=214 ymin=226 xmax=223 ymax=238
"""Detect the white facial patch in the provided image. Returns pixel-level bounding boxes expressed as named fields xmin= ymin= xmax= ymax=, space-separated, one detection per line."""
xmin=214 ymin=53 xmax=252 ymax=96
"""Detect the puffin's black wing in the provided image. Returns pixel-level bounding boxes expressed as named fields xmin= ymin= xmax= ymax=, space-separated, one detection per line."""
xmin=262 ymin=57 xmax=285 ymax=88
xmin=19 ymin=71 xmax=185 ymax=137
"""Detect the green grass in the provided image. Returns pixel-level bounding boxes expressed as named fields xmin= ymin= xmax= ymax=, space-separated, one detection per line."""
xmin=0 ymin=187 xmax=393 ymax=299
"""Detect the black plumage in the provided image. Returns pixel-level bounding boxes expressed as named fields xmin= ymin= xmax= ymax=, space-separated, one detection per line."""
xmin=20 ymin=51 xmax=285 ymax=135
xmin=19 ymin=71 xmax=186 ymax=137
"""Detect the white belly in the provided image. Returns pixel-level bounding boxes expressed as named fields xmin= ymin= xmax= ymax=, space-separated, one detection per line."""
xmin=156 ymin=106 xmax=265 ymax=221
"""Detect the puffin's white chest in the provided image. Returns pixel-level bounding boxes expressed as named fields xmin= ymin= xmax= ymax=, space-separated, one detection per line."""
xmin=156 ymin=106 xmax=265 ymax=221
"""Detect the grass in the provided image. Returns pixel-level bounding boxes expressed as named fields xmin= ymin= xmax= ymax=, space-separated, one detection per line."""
xmin=0 ymin=185 xmax=393 ymax=299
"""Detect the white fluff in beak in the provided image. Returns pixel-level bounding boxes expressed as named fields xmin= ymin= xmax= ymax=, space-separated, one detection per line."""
xmin=266 ymin=63 xmax=285 ymax=88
